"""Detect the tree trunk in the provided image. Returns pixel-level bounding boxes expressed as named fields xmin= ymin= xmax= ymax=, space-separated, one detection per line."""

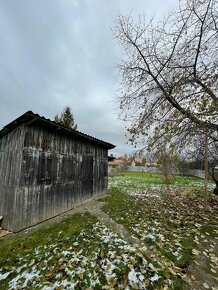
xmin=204 ymin=131 xmax=209 ymax=210
xmin=213 ymin=179 xmax=218 ymax=195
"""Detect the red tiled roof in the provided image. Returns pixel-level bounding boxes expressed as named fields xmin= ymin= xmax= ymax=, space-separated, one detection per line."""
xmin=108 ymin=161 xmax=123 ymax=166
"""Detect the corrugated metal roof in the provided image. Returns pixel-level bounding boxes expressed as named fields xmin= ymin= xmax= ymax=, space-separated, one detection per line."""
xmin=0 ymin=111 xmax=116 ymax=149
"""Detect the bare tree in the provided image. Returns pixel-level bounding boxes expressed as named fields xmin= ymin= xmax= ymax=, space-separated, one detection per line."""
xmin=154 ymin=145 xmax=179 ymax=184
xmin=115 ymin=0 xmax=218 ymax=150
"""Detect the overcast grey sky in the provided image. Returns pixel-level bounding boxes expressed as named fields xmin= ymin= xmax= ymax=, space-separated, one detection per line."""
xmin=0 ymin=0 xmax=178 ymax=155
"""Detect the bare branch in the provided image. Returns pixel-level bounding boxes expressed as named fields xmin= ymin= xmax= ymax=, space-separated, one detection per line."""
xmin=114 ymin=0 xmax=218 ymax=153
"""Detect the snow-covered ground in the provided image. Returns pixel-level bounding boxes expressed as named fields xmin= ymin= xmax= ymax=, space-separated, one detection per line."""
xmin=1 ymin=173 xmax=217 ymax=289
xmin=0 ymin=223 xmax=171 ymax=289
xmin=108 ymin=174 xmax=214 ymax=191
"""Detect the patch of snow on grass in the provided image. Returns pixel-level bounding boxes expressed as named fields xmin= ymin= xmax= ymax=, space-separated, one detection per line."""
xmin=150 ymin=273 xmax=161 ymax=282
xmin=0 ymin=271 xmax=11 ymax=281
xmin=2 ymin=223 xmax=168 ymax=289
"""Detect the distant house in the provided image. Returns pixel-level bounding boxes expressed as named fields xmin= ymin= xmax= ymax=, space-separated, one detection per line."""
xmin=113 ymin=156 xmax=132 ymax=165
xmin=0 ymin=111 xmax=115 ymax=232
xmin=108 ymin=156 xmax=132 ymax=173
xmin=108 ymin=161 xmax=123 ymax=167
xmin=109 ymin=157 xmax=125 ymax=167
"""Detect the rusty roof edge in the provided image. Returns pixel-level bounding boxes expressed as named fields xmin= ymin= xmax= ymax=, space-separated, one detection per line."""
xmin=0 ymin=110 xmax=116 ymax=149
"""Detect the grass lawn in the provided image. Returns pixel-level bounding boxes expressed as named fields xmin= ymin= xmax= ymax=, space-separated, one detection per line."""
xmin=0 ymin=172 xmax=217 ymax=289
xmin=0 ymin=212 xmax=174 ymax=290
xmin=104 ymin=172 xmax=218 ymax=288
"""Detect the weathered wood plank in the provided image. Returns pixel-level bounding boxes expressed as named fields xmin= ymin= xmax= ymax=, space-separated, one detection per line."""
xmin=0 ymin=123 xmax=109 ymax=232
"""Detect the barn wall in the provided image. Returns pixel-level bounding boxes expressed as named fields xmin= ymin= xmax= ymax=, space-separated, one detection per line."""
xmin=0 ymin=125 xmax=26 ymax=230
xmin=1 ymin=124 xmax=109 ymax=231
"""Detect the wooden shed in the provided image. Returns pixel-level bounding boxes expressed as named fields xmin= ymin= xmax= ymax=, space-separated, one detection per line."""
xmin=0 ymin=111 xmax=115 ymax=232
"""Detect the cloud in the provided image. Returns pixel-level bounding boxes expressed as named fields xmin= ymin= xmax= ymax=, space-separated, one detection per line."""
xmin=0 ymin=0 xmax=178 ymax=155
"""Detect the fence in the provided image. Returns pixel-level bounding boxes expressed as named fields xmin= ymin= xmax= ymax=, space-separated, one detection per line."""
xmin=126 ymin=165 xmax=160 ymax=173
xmin=181 ymin=169 xmax=205 ymax=179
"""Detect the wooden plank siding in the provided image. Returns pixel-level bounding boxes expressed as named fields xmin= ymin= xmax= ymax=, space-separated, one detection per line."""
xmin=0 ymin=125 xmax=26 ymax=231
xmin=0 ymin=123 xmax=109 ymax=232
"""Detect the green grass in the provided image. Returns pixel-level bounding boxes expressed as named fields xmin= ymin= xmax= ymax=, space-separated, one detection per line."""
xmin=0 ymin=212 xmax=177 ymax=289
xmin=110 ymin=171 xmax=203 ymax=182
xmin=103 ymin=172 xmax=218 ymax=288
xmin=0 ymin=212 xmax=97 ymax=272
xmin=102 ymin=188 xmax=196 ymax=267
xmin=108 ymin=171 xmax=211 ymax=192
xmin=0 ymin=172 xmax=217 ymax=289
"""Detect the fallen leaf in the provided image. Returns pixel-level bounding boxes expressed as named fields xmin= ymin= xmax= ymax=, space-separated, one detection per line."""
xmin=192 ymin=249 xmax=200 ymax=255
xmin=203 ymin=283 xmax=210 ymax=289
xmin=45 ymin=271 xmax=53 ymax=278
xmin=58 ymin=265 xmax=66 ymax=271
xmin=55 ymin=286 xmax=65 ymax=290
xmin=29 ymin=259 xmax=35 ymax=266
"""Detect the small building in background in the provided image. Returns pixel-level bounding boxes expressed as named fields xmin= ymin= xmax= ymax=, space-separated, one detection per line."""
xmin=108 ymin=156 xmax=132 ymax=173
xmin=0 ymin=111 xmax=115 ymax=232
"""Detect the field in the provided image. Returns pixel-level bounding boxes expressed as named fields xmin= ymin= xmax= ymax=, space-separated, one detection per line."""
xmin=0 ymin=172 xmax=217 ymax=289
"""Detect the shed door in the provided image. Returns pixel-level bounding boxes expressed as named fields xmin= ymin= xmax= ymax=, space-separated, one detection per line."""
xmin=81 ymin=155 xmax=93 ymax=197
